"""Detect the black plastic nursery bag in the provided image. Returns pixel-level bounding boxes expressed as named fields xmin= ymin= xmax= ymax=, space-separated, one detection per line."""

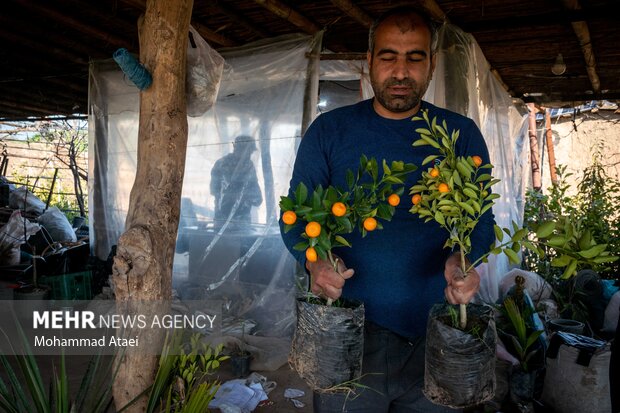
xmin=424 ymin=303 xmax=497 ymax=408
xmin=289 ymin=297 xmax=364 ymax=391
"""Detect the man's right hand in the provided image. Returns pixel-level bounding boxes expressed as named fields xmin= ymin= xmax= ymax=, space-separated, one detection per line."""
xmin=306 ymin=256 xmax=355 ymax=301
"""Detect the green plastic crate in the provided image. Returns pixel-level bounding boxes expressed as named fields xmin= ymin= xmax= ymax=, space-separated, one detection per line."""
xmin=40 ymin=271 xmax=92 ymax=300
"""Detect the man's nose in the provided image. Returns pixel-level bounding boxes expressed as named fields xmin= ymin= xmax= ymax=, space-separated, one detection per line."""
xmin=392 ymin=58 xmax=409 ymax=80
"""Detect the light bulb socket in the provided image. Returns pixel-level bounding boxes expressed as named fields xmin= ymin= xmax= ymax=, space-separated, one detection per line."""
xmin=551 ymin=53 xmax=566 ymax=76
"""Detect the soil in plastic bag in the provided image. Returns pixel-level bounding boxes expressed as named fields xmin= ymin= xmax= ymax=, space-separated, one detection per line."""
xmin=289 ymin=297 xmax=364 ymax=391
xmin=423 ymin=303 xmax=496 ymax=408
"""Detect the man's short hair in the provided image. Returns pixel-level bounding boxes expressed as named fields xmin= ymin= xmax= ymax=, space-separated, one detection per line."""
xmin=368 ymin=6 xmax=440 ymax=56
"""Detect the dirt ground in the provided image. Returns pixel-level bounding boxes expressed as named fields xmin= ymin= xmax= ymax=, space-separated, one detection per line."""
xmin=217 ymin=362 xmax=314 ymax=412
xmin=8 ymin=354 xmax=314 ymax=412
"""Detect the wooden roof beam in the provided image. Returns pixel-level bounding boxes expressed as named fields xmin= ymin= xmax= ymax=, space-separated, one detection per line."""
xmin=329 ymin=0 xmax=373 ymax=28
xmin=191 ymin=21 xmax=238 ymax=47
xmin=561 ymin=0 xmax=601 ymax=93
xmin=252 ymin=0 xmax=321 ymax=34
xmin=422 ymin=0 xmax=512 ymax=96
xmin=120 ymin=0 xmax=238 ymax=47
xmin=0 ymin=99 xmax=64 ymax=116
xmin=14 ymin=0 xmax=133 ymax=50
xmin=211 ymin=1 xmax=271 ymax=39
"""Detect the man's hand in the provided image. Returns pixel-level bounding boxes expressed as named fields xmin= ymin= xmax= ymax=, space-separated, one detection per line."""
xmin=306 ymin=255 xmax=354 ymax=301
xmin=444 ymin=252 xmax=480 ymax=305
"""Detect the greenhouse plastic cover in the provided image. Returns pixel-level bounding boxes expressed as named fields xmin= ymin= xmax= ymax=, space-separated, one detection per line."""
xmin=88 ymin=24 xmax=528 ymax=368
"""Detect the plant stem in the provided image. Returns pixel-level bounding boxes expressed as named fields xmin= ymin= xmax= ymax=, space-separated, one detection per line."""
xmin=326 ymin=250 xmax=340 ymax=306
xmin=459 ymin=249 xmax=467 ymax=330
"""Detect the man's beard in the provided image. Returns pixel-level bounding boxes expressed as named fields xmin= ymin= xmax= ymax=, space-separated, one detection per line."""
xmin=370 ymin=77 xmax=429 ymax=113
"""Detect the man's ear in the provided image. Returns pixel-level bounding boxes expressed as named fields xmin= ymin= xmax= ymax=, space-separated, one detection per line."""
xmin=366 ymin=50 xmax=372 ymax=70
xmin=430 ymin=53 xmax=437 ymax=75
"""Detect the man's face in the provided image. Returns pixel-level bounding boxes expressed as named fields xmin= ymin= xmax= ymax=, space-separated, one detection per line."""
xmin=367 ymin=14 xmax=436 ymax=119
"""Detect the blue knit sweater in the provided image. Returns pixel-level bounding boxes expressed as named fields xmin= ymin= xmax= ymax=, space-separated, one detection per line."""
xmin=281 ymin=99 xmax=496 ymax=339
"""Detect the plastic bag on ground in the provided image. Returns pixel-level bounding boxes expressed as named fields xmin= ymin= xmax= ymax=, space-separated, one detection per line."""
xmin=38 ymin=206 xmax=77 ymax=242
xmin=9 ymin=186 xmax=46 ymax=215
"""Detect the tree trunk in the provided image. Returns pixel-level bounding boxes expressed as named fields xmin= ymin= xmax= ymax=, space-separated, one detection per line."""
xmin=544 ymin=109 xmax=558 ymax=185
xmin=111 ymin=0 xmax=193 ymax=411
xmin=527 ymin=103 xmax=542 ymax=191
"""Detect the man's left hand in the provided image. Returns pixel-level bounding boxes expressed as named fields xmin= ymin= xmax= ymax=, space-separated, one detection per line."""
xmin=444 ymin=252 xmax=480 ymax=304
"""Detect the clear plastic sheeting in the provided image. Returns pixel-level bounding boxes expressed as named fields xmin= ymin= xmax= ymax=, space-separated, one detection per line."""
xmin=89 ymin=35 xmax=312 ymax=352
xmin=89 ymin=24 xmax=528 ymax=359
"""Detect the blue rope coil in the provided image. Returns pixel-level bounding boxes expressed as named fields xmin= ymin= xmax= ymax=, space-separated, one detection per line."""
xmin=113 ymin=48 xmax=153 ymax=90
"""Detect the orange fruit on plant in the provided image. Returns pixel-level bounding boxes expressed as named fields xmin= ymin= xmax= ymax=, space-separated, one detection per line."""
xmin=472 ymin=155 xmax=483 ymax=167
xmin=388 ymin=194 xmax=400 ymax=206
xmin=305 ymin=221 xmax=321 ymax=238
xmin=437 ymin=183 xmax=450 ymax=193
xmin=429 ymin=167 xmax=440 ymax=178
xmin=331 ymin=202 xmax=347 ymax=217
xmin=363 ymin=217 xmax=378 ymax=231
xmin=306 ymin=247 xmax=318 ymax=262
xmin=282 ymin=210 xmax=297 ymax=225
xmin=411 ymin=194 xmax=422 ymax=205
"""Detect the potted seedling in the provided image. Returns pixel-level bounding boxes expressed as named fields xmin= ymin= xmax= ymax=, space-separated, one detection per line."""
xmin=408 ymin=110 xmax=531 ymax=408
xmin=228 ymin=321 xmax=252 ymax=378
xmin=496 ymin=275 xmax=546 ymax=410
xmin=280 ymin=156 xmax=416 ymax=391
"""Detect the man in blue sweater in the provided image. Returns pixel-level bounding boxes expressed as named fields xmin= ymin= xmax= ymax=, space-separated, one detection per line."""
xmin=281 ymin=6 xmax=495 ymax=412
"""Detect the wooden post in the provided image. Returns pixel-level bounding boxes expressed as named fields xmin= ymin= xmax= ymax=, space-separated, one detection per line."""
xmin=527 ymin=103 xmax=542 ymax=191
xmin=111 ymin=0 xmax=193 ymax=410
xmin=544 ymin=109 xmax=558 ymax=185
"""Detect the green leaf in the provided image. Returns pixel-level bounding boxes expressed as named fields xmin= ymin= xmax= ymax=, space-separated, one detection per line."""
xmin=480 ymin=203 xmax=493 ymax=215
xmin=504 ymin=248 xmax=520 ymax=264
xmin=295 ymin=205 xmax=312 ymax=215
xmin=422 ymin=155 xmax=438 ymax=165
xmin=593 ymin=255 xmax=619 ymax=263
xmin=279 ymin=196 xmax=294 ymax=211
xmin=546 ymin=236 xmax=567 ymax=247
xmin=293 ymin=241 xmax=308 ymax=251
xmin=295 ymin=182 xmax=308 ymax=204
xmin=475 ymin=173 xmax=492 ymax=183
xmin=382 ymin=159 xmax=391 ymax=176
xmin=410 ymin=184 xmax=427 ymax=193
xmin=561 ymin=259 xmax=578 ymax=279
xmin=452 ymin=170 xmax=462 ymax=188
xmin=578 ymin=229 xmax=592 ymax=250
xmin=577 ymin=244 xmax=607 ymax=259
xmin=346 ymin=169 xmax=355 ymax=189
xmin=385 ymin=175 xmax=404 ymax=184
xmin=511 ymin=228 xmax=529 ymax=243
xmin=334 ymin=235 xmax=351 ymax=247
xmin=463 ymin=188 xmax=478 ymax=199
xmin=420 ymin=135 xmax=440 ymax=149
xmin=550 ymin=254 xmax=572 ymax=267
xmin=494 ymin=225 xmax=504 ymax=241
xmin=412 ymin=139 xmax=429 ymax=147
xmin=457 ymin=201 xmax=475 ymax=216
xmin=535 ymin=221 xmax=555 ymax=238
xmin=434 ymin=211 xmax=445 ymax=226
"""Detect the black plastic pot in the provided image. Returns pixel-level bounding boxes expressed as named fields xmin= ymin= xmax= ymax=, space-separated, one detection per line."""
xmin=548 ymin=318 xmax=584 ymax=335
xmin=230 ymin=353 xmax=252 ymax=378
xmin=510 ymin=369 xmax=536 ymax=406
xmin=423 ymin=303 xmax=497 ymax=408
xmin=289 ymin=297 xmax=364 ymax=391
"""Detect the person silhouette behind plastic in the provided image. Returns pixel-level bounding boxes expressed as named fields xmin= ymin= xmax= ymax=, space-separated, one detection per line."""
xmin=210 ymin=135 xmax=262 ymax=228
